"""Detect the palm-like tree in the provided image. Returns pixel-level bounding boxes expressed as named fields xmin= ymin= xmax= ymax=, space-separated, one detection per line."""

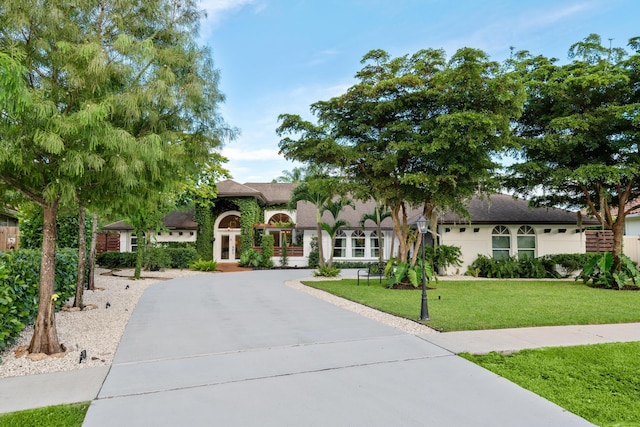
xmin=321 ymin=198 xmax=355 ymax=268
xmin=359 ymin=203 xmax=391 ymax=263
xmin=288 ymin=183 xmax=332 ymax=267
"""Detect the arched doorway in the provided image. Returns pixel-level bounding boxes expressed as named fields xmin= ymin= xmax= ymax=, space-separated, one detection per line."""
xmin=215 ymin=212 xmax=242 ymax=263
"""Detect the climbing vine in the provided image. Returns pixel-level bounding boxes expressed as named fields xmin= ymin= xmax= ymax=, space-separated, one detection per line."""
xmin=194 ymin=203 xmax=214 ymax=260
xmin=232 ymin=198 xmax=262 ymax=255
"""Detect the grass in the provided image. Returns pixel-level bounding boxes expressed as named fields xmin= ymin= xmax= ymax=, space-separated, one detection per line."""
xmin=462 ymin=342 xmax=640 ymax=427
xmin=303 ymin=279 xmax=640 ymax=331
xmin=0 ymin=402 xmax=89 ymax=427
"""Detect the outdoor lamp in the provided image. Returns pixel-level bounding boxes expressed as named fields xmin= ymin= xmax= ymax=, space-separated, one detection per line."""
xmin=416 ymin=215 xmax=430 ymax=321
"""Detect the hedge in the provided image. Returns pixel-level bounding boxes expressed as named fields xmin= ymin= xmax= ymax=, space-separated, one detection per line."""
xmin=0 ymin=249 xmax=78 ymax=352
xmin=97 ymin=247 xmax=197 ymax=269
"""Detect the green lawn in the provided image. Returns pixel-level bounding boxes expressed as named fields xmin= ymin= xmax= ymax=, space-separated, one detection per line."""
xmin=303 ymin=279 xmax=640 ymax=331
xmin=462 ymin=342 xmax=640 ymax=427
xmin=0 ymin=402 xmax=89 ymax=427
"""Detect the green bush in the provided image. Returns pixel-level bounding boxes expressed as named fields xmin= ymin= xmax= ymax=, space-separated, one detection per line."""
xmin=466 ymin=255 xmax=520 ymax=278
xmin=189 ymin=259 xmax=218 ymax=271
xmin=261 ymin=234 xmax=274 ymax=259
xmin=96 ymin=251 xmax=137 ymax=268
xmin=164 ymin=248 xmax=198 ymax=268
xmin=577 ymin=252 xmax=640 ymax=289
xmin=145 ymin=247 xmax=172 ymax=271
xmin=0 ymin=249 xmax=77 ymax=351
xmin=239 ymin=249 xmax=263 ymax=268
xmin=313 ymin=265 xmax=341 ymax=277
xmin=308 ymin=236 xmax=319 ymax=268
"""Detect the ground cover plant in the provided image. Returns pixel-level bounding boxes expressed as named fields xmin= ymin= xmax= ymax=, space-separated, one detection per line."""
xmin=462 ymin=342 xmax=640 ymax=427
xmin=0 ymin=402 xmax=89 ymax=427
xmin=302 ymin=279 xmax=640 ymax=331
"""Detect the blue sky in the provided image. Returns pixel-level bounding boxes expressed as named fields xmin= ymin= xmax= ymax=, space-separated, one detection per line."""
xmin=199 ymin=0 xmax=639 ymax=183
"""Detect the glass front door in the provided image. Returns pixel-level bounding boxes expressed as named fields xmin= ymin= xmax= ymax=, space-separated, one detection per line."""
xmin=220 ymin=232 xmax=241 ymax=261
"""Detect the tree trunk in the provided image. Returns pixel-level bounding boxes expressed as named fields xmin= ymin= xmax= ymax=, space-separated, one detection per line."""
xmin=611 ymin=215 xmax=625 ymax=272
xmin=29 ymin=202 xmax=64 ymax=355
xmin=88 ymin=212 xmax=98 ymax=291
xmin=315 ymin=209 xmax=325 ymax=268
xmin=391 ymin=202 xmax=409 ymax=262
xmin=73 ymin=206 xmax=87 ymax=308
xmin=376 ymin=208 xmax=384 ymax=263
xmin=134 ymin=230 xmax=143 ymax=279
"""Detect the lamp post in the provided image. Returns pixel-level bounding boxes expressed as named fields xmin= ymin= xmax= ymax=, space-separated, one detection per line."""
xmin=416 ymin=215 xmax=430 ymax=321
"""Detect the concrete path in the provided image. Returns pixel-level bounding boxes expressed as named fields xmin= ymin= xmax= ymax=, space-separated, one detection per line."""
xmin=72 ymin=270 xmax=597 ymax=427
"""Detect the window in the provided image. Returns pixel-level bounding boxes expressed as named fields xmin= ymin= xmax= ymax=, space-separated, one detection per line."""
xmin=131 ymin=233 xmax=145 ymax=252
xmin=517 ymin=225 xmax=536 ymax=259
xmin=268 ymin=213 xmax=293 ymax=225
xmin=370 ymin=231 xmax=384 ymax=258
xmin=333 ymin=230 xmax=346 ymax=258
xmin=351 ymin=230 xmax=365 ymax=257
xmin=218 ymin=215 xmax=240 ymax=229
xmin=492 ymin=226 xmax=511 ymax=259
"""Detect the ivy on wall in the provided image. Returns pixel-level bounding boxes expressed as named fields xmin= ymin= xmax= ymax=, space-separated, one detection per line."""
xmin=194 ymin=203 xmax=214 ymax=260
xmin=232 ymin=198 xmax=263 ymax=255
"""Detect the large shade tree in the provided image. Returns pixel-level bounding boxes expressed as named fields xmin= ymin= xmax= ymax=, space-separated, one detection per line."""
xmin=0 ymin=0 xmax=229 ymax=354
xmin=505 ymin=34 xmax=640 ymax=272
xmin=278 ymin=48 xmax=524 ymax=263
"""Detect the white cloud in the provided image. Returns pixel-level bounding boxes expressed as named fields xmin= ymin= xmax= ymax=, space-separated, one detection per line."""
xmin=198 ymin=0 xmax=264 ymax=27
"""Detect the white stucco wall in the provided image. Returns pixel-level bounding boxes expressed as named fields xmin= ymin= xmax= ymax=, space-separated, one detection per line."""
xmin=117 ymin=229 xmax=196 ymax=252
xmin=439 ymin=224 xmax=587 ymax=275
xmin=303 ymin=229 xmax=393 ymax=266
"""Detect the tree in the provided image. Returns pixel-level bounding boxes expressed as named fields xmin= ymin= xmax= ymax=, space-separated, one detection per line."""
xmin=278 ymin=48 xmax=523 ymax=265
xmin=0 ymin=0 xmax=229 ymax=354
xmin=505 ymin=34 xmax=640 ymax=272
xmin=320 ymin=198 xmax=354 ymax=268
xmin=359 ymin=204 xmax=392 ymax=263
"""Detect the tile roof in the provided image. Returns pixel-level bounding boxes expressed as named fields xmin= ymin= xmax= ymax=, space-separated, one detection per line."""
xmin=103 ymin=209 xmax=197 ymax=231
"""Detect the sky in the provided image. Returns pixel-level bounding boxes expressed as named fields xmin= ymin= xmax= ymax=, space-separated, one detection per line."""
xmin=198 ymin=0 xmax=640 ymax=184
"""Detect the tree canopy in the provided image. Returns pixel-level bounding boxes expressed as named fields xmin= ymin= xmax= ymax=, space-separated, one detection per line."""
xmin=278 ymin=48 xmax=524 ymax=263
xmin=0 ymin=0 xmax=231 ymax=353
xmin=505 ymin=34 xmax=640 ymax=268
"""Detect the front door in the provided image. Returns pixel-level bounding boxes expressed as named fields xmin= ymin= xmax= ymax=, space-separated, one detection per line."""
xmin=220 ymin=232 xmax=241 ymax=261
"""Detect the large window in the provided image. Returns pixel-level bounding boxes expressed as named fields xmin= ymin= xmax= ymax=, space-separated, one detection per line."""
xmin=492 ymin=226 xmax=511 ymax=259
xmin=351 ymin=230 xmax=366 ymax=257
xmin=333 ymin=230 xmax=346 ymax=258
xmin=517 ymin=225 xmax=536 ymax=259
xmin=370 ymin=231 xmax=384 ymax=258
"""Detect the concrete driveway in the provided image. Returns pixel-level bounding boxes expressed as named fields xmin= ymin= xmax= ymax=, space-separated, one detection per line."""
xmin=82 ymin=270 xmax=593 ymax=426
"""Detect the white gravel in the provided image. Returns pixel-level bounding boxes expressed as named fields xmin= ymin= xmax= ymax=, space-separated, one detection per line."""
xmin=0 ymin=268 xmax=203 ymax=379
xmin=0 ymin=269 xmax=436 ymax=379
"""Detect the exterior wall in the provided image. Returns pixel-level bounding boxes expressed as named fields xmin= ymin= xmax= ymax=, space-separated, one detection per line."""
xmin=117 ymin=229 xmax=196 ymax=252
xmin=440 ymin=224 xmax=587 ymax=275
xmin=0 ymin=226 xmax=20 ymax=250
xmin=303 ymin=228 xmax=393 ymax=265
xmin=625 ymin=215 xmax=640 ymax=236
xmin=623 ymin=236 xmax=640 ymax=264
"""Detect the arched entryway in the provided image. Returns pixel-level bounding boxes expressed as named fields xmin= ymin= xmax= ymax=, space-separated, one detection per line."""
xmin=214 ymin=212 xmax=242 ymax=263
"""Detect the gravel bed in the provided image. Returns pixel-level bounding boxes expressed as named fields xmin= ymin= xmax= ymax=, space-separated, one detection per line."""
xmin=0 ymin=268 xmax=203 ymax=379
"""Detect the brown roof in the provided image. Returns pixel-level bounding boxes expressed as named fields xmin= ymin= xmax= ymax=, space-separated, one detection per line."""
xmin=295 ymin=193 xmax=597 ymax=229
xmin=243 ymin=183 xmax=297 ymax=205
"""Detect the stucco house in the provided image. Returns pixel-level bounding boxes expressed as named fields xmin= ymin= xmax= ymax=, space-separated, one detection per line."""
xmin=103 ymin=179 xmax=599 ymax=273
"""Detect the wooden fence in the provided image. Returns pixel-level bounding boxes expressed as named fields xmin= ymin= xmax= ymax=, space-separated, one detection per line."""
xmin=0 ymin=227 xmax=19 ymax=251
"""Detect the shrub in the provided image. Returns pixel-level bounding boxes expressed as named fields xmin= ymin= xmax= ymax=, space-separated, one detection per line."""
xmin=189 ymin=259 xmax=218 ymax=272
xmin=96 ymin=251 xmax=136 ymax=269
xmin=145 ymin=247 xmax=172 ymax=271
xmin=239 ymin=249 xmax=263 ymax=268
xmin=307 ymin=237 xmax=319 ymax=268
xmin=313 ymin=265 xmax=340 ymax=277
xmin=280 ymin=241 xmax=289 ymax=267
xmin=261 ymin=234 xmax=274 ymax=261
xmin=466 ymin=255 xmax=520 ymax=278
xmin=0 ymin=249 xmax=77 ymax=351
xmin=577 ymin=252 xmax=640 ymax=289
xmin=164 ymin=248 xmax=198 ymax=268
xmin=424 ymin=245 xmax=463 ymax=272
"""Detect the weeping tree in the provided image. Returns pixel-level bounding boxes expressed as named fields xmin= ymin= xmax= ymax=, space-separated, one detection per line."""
xmin=0 ymin=0 xmax=229 ymax=354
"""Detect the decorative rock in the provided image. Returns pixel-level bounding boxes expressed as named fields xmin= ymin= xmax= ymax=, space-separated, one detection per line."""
xmin=50 ymin=352 xmax=66 ymax=358
xmin=83 ymin=304 xmax=98 ymax=311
